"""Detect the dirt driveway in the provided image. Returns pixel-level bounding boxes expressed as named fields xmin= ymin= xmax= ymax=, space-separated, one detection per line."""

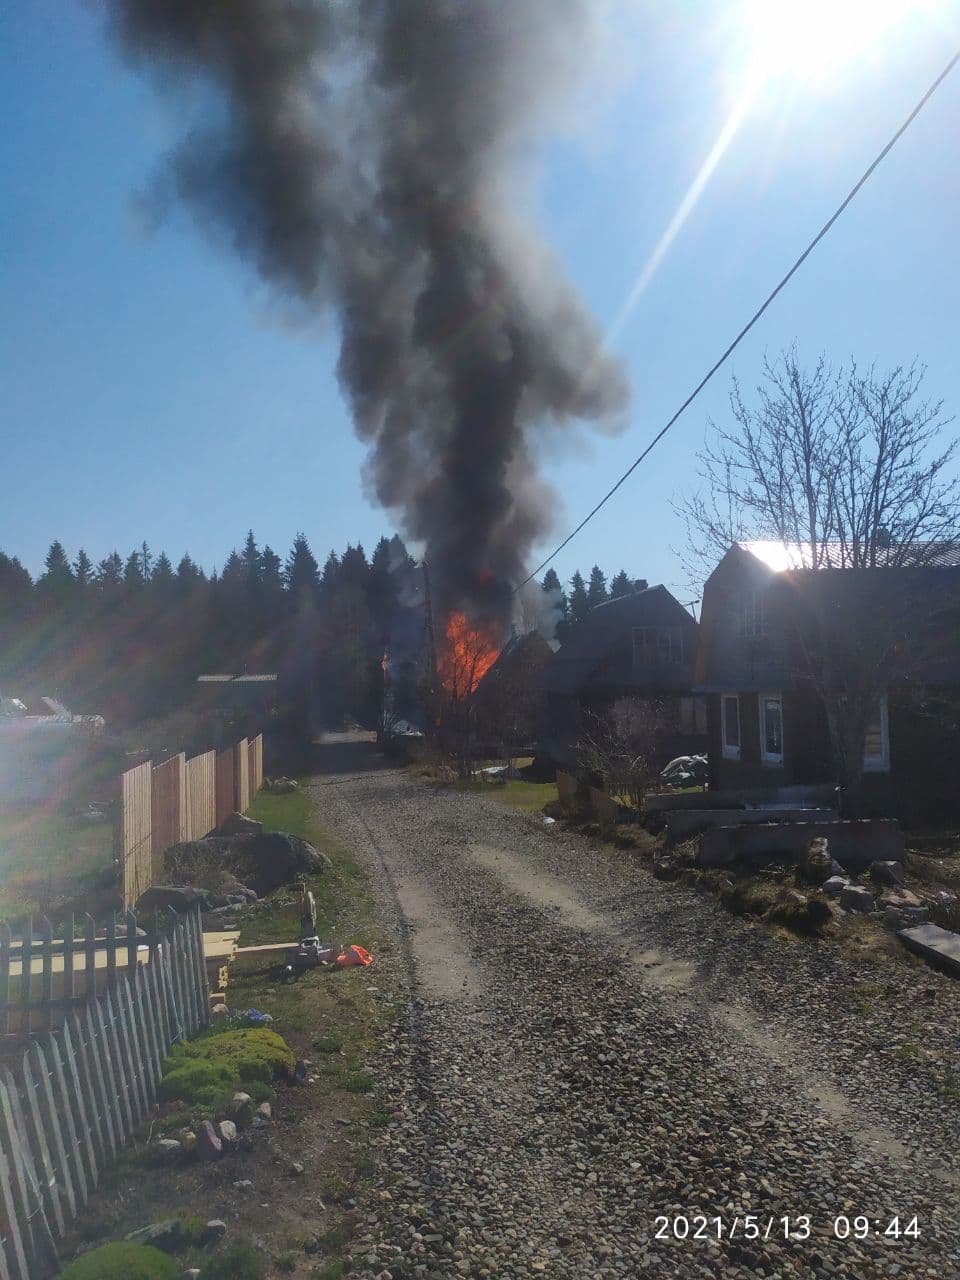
xmin=309 ymin=738 xmax=960 ymax=1279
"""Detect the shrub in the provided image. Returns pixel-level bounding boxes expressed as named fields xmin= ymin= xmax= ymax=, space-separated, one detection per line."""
xmin=57 ymin=1242 xmax=179 ymax=1280
xmin=199 ymin=1242 xmax=266 ymax=1280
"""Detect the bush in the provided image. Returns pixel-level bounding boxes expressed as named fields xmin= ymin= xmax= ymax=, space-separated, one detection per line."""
xmin=199 ymin=1242 xmax=266 ymax=1280
xmin=58 ymin=1242 xmax=179 ymax=1280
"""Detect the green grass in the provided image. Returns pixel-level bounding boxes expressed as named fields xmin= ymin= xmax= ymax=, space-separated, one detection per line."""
xmin=455 ymin=777 xmax=558 ymax=813
xmin=0 ymin=809 xmax=114 ymax=917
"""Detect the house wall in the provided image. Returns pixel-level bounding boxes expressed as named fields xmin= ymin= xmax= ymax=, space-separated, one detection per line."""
xmin=708 ymin=685 xmax=960 ymax=825
xmin=857 ymin=690 xmax=960 ymax=826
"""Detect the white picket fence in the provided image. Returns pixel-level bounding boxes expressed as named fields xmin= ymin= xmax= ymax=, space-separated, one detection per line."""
xmin=0 ymin=907 xmax=209 ymax=1280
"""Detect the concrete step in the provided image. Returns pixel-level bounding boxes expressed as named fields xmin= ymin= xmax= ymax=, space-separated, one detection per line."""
xmin=898 ymin=923 xmax=960 ymax=977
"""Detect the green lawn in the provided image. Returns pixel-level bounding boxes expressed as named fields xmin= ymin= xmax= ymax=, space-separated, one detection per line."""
xmin=456 ymin=776 xmax=558 ymax=813
xmin=0 ymin=808 xmax=114 ymax=918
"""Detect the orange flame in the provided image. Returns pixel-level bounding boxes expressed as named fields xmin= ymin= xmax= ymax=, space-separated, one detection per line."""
xmin=437 ymin=611 xmax=499 ymax=700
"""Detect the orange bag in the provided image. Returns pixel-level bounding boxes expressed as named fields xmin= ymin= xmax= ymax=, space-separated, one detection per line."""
xmin=336 ymin=944 xmax=374 ymax=967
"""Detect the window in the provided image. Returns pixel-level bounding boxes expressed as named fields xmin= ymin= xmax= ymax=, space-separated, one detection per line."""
xmin=759 ymin=692 xmax=783 ymax=765
xmin=721 ymin=694 xmax=741 ymax=759
xmin=738 ymin=590 xmax=766 ymax=639
xmin=863 ymin=695 xmax=890 ymax=773
xmin=632 ymin=627 xmax=683 ymax=667
xmin=680 ymin=696 xmax=707 ymax=735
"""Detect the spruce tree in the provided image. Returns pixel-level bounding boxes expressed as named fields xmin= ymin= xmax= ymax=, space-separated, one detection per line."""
xmin=73 ymin=549 xmax=94 ymax=588
xmin=242 ymin=529 xmax=262 ymax=587
xmin=609 ymin=569 xmax=633 ymax=598
xmin=97 ymin=552 xmax=124 ymax=590
xmin=285 ymin=533 xmax=320 ymax=604
xmin=586 ymin=565 xmax=608 ymax=610
xmin=568 ymin=571 xmax=589 ymax=622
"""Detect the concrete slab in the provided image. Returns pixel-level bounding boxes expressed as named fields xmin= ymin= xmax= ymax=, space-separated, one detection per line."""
xmin=665 ymin=806 xmax=835 ymax=841
xmin=898 ymin=923 xmax=960 ymax=977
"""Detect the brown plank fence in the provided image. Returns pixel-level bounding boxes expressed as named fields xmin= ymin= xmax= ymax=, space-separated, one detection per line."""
xmin=120 ymin=762 xmax=152 ymax=913
xmin=184 ymin=749 xmax=216 ymax=842
xmin=215 ymin=748 xmax=235 ymax=830
xmin=234 ymin=738 xmax=250 ymax=815
xmin=249 ymin=732 xmax=263 ymax=799
xmin=151 ymin=753 xmax=186 ymax=873
xmin=0 ymin=906 xmax=209 ymax=1280
xmin=120 ymin=735 xmax=264 ymax=908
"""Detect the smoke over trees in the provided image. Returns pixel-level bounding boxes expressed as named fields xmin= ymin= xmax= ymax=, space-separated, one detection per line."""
xmin=103 ymin=1 xmax=628 ymax=630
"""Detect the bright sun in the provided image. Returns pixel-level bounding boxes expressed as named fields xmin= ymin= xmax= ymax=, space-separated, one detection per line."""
xmin=742 ymin=0 xmax=942 ymax=90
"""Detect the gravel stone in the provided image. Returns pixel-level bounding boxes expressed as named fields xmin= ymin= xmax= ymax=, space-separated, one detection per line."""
xmin=310 ymin=742 xmax=960 ymax=1280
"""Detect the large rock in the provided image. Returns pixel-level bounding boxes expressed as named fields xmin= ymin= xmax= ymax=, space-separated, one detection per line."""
xmin=164 ymin=831 xmax=330 ymax=895
xmin=800 ymin=837 xmax=832 ymax=882
xmin=840 ymin=884 xmax=876 ymax=913
xmin=822 ymin=875 xmax=850 ymax=896
xmin=231 ymin=831 xmax=332 ymax=890
xmin=136 ymin=885 xmax=213 ymax=915
xmin=218 ymin=811 xmax=264 ymax=837
xmin=197 ymin=1119 xmax=223 ymax=1161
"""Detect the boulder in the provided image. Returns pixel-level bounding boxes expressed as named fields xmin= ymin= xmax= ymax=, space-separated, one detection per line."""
xmin=840 ymin=884 xmax=876 ymax=913
xmin=256 ymin=1101 xmax=272 ymax=1121
xmin=218 ymin=811 xmax=264 ymax=837
xmin=216 ymin=1119 xmax=239 ymax=1146
xmin=164 ymin=831 xmax=330 ymax=895
xmin=800 ymin=837 xmax=832 ymax=882
xmin=884 ymin=905 xmax=929 ymax=929
xmin=870 ymin=860 xmax=905 ymax=886
xmin=231 ymin=831 xmax=332 ymax=889
xmin=822 ymin=876 xmax=849 ymax=896
xmin=136 ymin=885 xmax=212 ymax=915
xmin=197 ymin=1119 xmax=223 ymax=1161
xmin=200 ymin=1220 xmax=227 ymax=1246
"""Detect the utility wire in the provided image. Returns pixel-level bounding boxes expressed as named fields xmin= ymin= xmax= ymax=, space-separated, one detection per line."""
xmin=518 ymin=48 xmax=960 ymax=590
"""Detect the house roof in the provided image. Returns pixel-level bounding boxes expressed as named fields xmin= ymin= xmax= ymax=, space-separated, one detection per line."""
xmin=540 ymin=586 xmax=697 ymax=695
xmin=737 ymin=539 xmax=960 ymax=572
xmin=698 ymin=546 xmax=960 ymax=690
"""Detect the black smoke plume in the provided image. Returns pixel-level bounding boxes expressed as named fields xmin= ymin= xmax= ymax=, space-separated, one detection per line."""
xmin=105 ymin=1 xmax=628 ymax=628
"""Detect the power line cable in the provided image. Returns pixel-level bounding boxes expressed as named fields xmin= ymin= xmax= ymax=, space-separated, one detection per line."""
xmin=518 ymin=48 xmax=960 ymax=590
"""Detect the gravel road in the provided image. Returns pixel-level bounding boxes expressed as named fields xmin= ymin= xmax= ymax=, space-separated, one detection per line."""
xmin=308 ymin=740 xmax=960 ymax=1280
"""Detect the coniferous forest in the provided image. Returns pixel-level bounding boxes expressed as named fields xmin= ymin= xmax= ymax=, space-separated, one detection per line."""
xmin=0 ymin=533 xmax=647 ymax=731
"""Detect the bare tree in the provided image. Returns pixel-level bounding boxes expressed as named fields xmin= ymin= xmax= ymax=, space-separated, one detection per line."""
xmin=577 ymin=698 xmax=664 ymax=810
xmin=676 ymin=349 xmax=959 ymax=582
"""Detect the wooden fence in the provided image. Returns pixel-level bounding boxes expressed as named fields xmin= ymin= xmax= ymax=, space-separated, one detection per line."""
xmin=0 ymin=906 xmax=209 ymax=1280
xmin=120 ymin=734 xmax=263 ymax=909
xmin=185 ymin=749 xmax=216 ymax=843
xmin=120 ymin=762 xmax=152 ymax=912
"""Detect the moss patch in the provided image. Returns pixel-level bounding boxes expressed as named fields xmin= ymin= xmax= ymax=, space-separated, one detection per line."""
xmin=159 ymin=1028 xmax=294 ymax=1114
xmin=57 ymin=1242 xmax=179 ymax=1280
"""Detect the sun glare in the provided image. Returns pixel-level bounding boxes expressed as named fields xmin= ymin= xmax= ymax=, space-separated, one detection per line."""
xmin=743 ymin=0 xmax=942 ymax=89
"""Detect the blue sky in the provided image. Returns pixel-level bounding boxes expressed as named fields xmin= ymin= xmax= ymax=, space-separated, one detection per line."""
xmin=3 ymin=2 xmax=959 ymax=603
